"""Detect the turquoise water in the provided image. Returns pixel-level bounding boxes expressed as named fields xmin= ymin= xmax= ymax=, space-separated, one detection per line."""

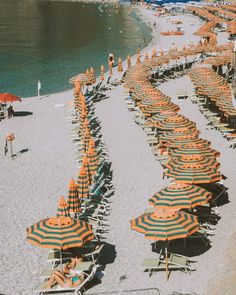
xmin=0 ymin=0 xmax=151 ymax=97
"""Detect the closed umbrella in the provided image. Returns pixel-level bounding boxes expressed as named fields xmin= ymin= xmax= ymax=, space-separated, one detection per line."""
xmin=87 ymin=146 xmax=98 ymax=180
xmin=67 ymin=178 xmax=81 ymax=213
xmin=77 ymin=166 xmax=89 ymax=199
xmin=57 ymin=196 xmax=70 ymax=217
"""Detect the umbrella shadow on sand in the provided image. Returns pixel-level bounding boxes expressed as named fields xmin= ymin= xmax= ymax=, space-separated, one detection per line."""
xmin=84 ymin=242 xmax=117 ymax=291
xmin=151 ymin=238 xmax=211 ymax=258
xmin=199 ymin=183 xmax=229 ymax=207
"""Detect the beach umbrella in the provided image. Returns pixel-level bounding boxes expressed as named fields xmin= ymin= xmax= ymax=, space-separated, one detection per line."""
xmin=160 ymin=127 xmax=200 ymax=142
xmin=146 ymin=111 xmax=178 ymax=127
xmin=118 ymin=57 xmax=123 ymax=72
xmin=0 ymin=93 xmax=21 ymax=103
xmin=87 ymin=146 xmax=98 ymax=179
xmin=67 ymin=178 xmax=81 ymax=213
xmin=82 ymin=155 xmax=92 ymax=185
xmin=57 ymin=196 xmax=70 ymax=217
xmin=165 ymin=154 xmax=220 ymax=170
xmin=151 ymin=48 xmax=157 ymax=59
xmin=165 ymin=138 xmax=211 ymax=149
xmin=131 ymin=210 xmax=199 ymax=241
xmin=165 ymin=163 xmax=221 ymax=184
xmin=144 ymin=53 xmax=149 ymax=62
xmin=127 ymin=55 xmax=131 ymax=69
xmin=89 ymin=67 xmax=96 ymax=84
xmin=149 ymin=183 xmax=212 ymax=210
xmin=75 ymin=73 xmax=90 ymax=85
xmin=109 ymin=64 xmax=113 ymax=77
xmin=136 ymin=52 xmax=141 ymax=65
xmin=100 ymin=65 xmax=105 ymax=81
xmin=82 ymin=127 xmax=91 ymax=153
xmin=172 ymin=144 xmax=220 ymax=158
xmin=140 ymin=102 xmax=180 ymax=116
xmin=77 ymin=166 xmax=89 ymax=199
xmin=155 ymin=116 xmax=196 ymax=131
xmin=26 ymin=216 xmax=94 ymax=250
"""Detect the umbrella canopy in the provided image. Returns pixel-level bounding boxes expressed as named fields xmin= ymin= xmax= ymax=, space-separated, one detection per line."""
xmin=165 ymin=163 xmax=221 ymax=184
xmin=67 ymin=178 xmax=81 ymax=213
xmin=57 ymin=196 xmax=70 ymax=217
xmin=0 ymin=93 xmax=21 ymax=103
xmin=155 ymin=116 xmax=196 ymax=131
xmin=146 ymin=111 xmax=178 ymax=127
xmin=77 ymin=166 xmax=89 ymax=199
xmin=140 ymin=102 xmax=180 ymax=116
xmin=131 ymin=210 xmax=199 ymax=241
xmin=87 ymin=146 xmax=98 ymax=178
xmin=165 ymin=154 xmax=220 ymax=170
xmin=166 ymin=138 xmax=211 ymax=149
xmin=82 ymin=155 xmax=92 ymax=185
xmin=26 ymin=216 xmax=94 ymax=250
xmin=160 ymin=127 xmax=200 ymax=142
xmin=149 ymin=183 xmax=212 ymax=210
xmin=172 ymin=144 xmax=220 ymax=158
xmin=82 ymin=127 xmax=91 ymax=153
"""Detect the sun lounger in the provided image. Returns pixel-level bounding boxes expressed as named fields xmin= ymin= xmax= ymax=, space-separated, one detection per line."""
xmin=47 ymin=250 xmax=73 ymax=267
xmin=40 ymin=261 xmax=94 ymax=279
xmin=141 ymin=253 xmax=194 ymax=278
xmin=34 ymin=266 xmax=97 ymax=295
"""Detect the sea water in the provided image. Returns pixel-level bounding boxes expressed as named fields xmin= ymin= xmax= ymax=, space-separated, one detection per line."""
xmin=0 ymin=0 xmax=151 ymax=97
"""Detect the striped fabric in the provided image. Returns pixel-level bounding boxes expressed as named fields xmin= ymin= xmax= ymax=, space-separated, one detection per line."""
xmin=146 ymin=111 xmax=178 ymax=127
xmin=82 ymin=127 xmax=91 ymax=153
xmin=79 ymin=118 xmax=90 ymax=139
xmin=57 ymin=196 xmax=70 ymax=217
xmin=77 ymin=166 xmax=89 ymax=199
xmin=165 ymin=154 xmax=220 ymax=170
xmin=165 ymin=164 xmax=221 ymax=184
xmin=140 ymin=102 xmax=180 ymax=116
xmin=87 ymin=147 xmax=98 ymax=178
xmin=149 ymin=183 xmax=212 ymax=210
xmin=26 ymin=216 xmax=94 ymax=249
xmin=166 ymin=138 xmax=211 ymax=149
xmin=82 ymin=156 xmax=92 ymax=185
xmin=160 ymin=127 xmax=200 ymax=142
xmin=172 ymin=145 xmax=220 ymax=158
xmin=131 ymin=211 xmax=199 ymax=241
xmin=155 ymin=116 xmax=196 ymax=131
xmin=67 ymin=178 xmax=81 ymax=213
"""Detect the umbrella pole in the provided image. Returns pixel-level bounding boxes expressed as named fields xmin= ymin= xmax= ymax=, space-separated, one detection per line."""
xmin=165 ymin=245 xmax=168 ymax=281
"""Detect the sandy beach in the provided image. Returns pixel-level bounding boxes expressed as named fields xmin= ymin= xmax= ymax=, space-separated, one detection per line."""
xmin=0 ymin=2 xmax=235 ymax=295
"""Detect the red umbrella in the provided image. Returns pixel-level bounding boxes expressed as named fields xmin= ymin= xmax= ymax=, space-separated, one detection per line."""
xmin=0 ymin=93 xmax=21 ymax=103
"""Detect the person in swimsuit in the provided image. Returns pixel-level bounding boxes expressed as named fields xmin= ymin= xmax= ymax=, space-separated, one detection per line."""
xmin=46 ymin=270 xmax=84 ymax=289
xmin=63 ymin=256 xmax=84 ymax=275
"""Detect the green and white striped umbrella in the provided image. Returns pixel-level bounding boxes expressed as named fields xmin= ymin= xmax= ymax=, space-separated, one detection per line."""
xmin=131 ymin=211 xmax=199 ymax=241
xmin=146 ymin=111 xmax=178 ymax=127
xmin=26 ymin=216 xmax=94 ymax=250
xmin=149 ymin=183 xmax=212 ymax=210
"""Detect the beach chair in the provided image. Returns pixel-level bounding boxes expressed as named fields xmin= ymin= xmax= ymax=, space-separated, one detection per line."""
xmin=40 ymin=261 xmax=94 ymax=279
xmin=34 ymin=266 xmax=97 ymax=295
xmin=84 ymin=244 xmax=104 ymax=263
xmin=141 ymin=253 xmax=194 ymax=278
xmin=47 ymin=250 xmax=73 ymax=266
